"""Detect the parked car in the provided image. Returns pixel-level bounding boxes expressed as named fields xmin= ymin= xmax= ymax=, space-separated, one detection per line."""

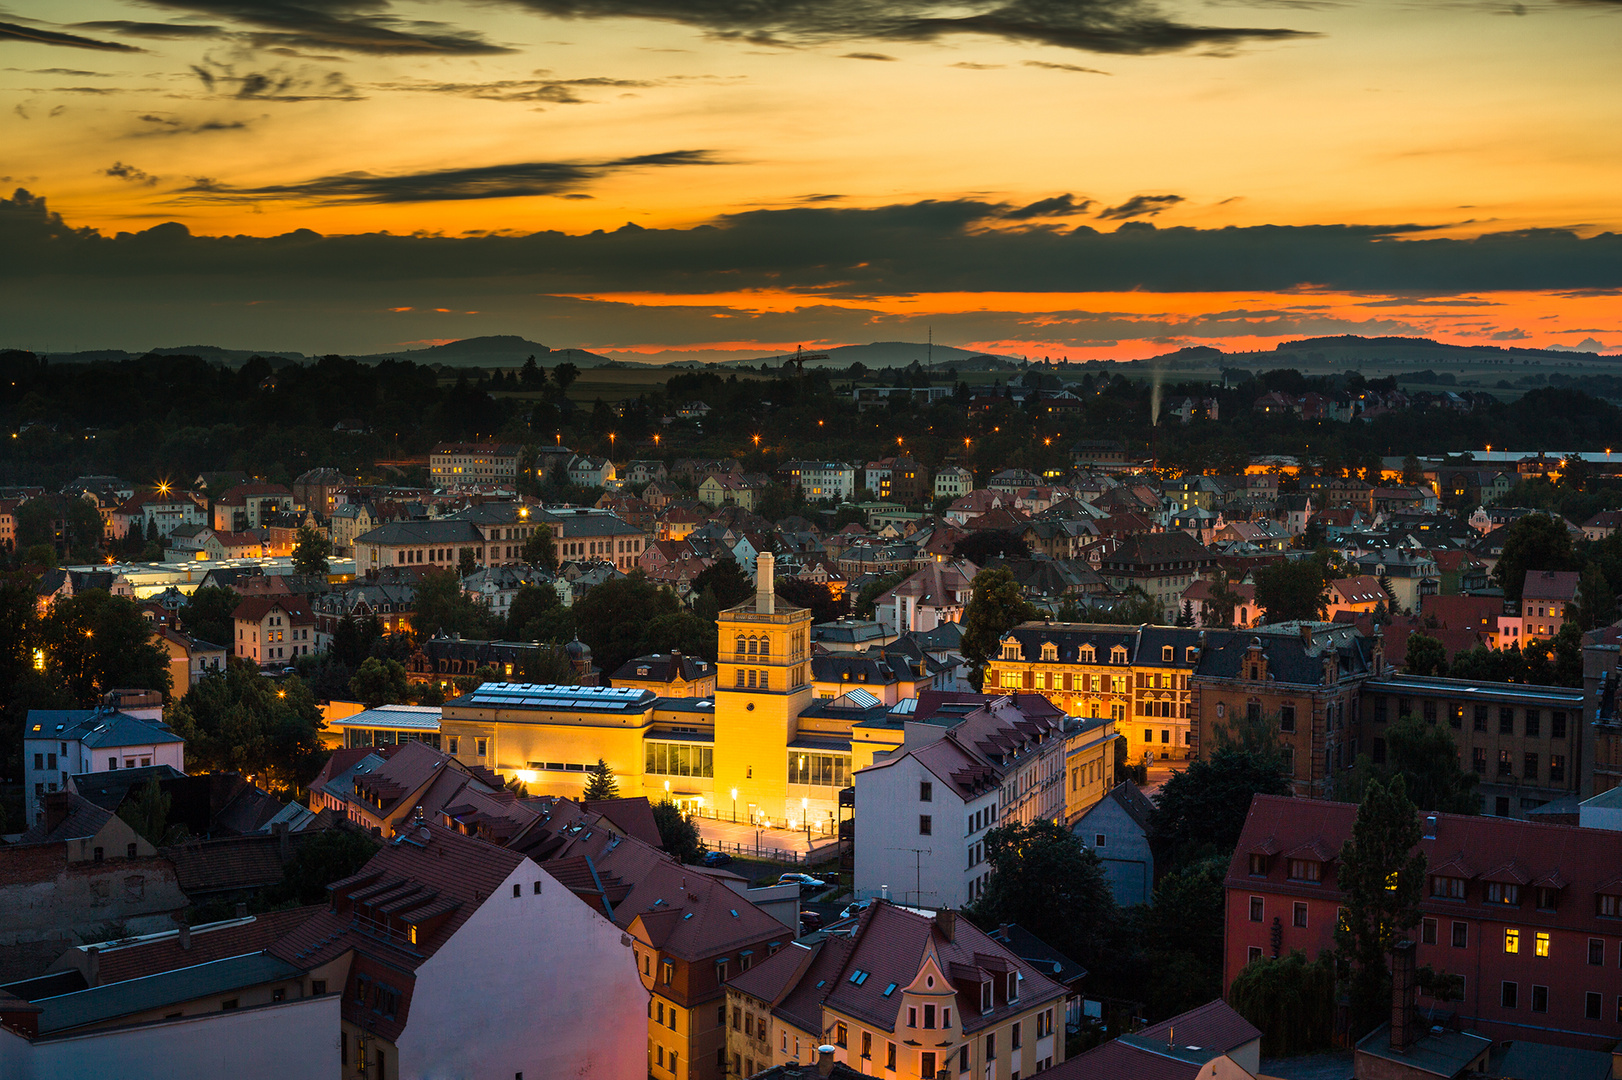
xmin=777 ymin=873 xmax=829 ymax=894
xmin=838 ymin=899 xmax=875 ymax=921
xmin=700 ymin=850 xmax=733 ymax=867
xmin=798 ymin=910 xmax=823 ymax=933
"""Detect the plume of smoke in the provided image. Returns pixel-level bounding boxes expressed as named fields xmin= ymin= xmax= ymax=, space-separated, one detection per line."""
xmin=1150 ymin=364 xmax=1164 ymax=427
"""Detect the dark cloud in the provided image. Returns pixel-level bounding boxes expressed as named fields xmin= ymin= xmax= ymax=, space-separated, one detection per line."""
xmin=134 ymin=1 xmax=513 ymax=55
xmin=168 ymin=150 xmax=722 ymax=204
xmin=502 ymin=0 xmax=1313 ymax=55
xmin=105 ymin=162 xmax=160 ymax=186
xmin=5 ymin=190 xmax=1622 ymax=299
xmin=0 ymin=19 xmax=144 ymax=52
xmin=949 ymin=60 xmax=1003 ymax=68
xmin=72 ymin=20 xmax=228 ymax=39
xmin=376 ymin=75 xmax=655 ymax=104
xmin=842 ymin=52 xmax=898 ymax=60
xmin=1097 ymin=193 xmax=1183 ymax=220
xmin=134 ymin=114 xmax=256 ymax=135
xmin=8 ymin=67 xmax=114 ymax=76
xmin=189 ymin=57 xmax=361 ymax=100
xmin=1022 ymin=59 xmax=1110 ymax=73
xmin=1004 ymin=193 xmax=1094 ymax=219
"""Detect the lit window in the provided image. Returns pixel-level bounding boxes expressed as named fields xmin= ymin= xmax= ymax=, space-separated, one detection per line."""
xmin=1535 ymin=932 xmax=1550 ymax=958
xmin=1505 ymin=928 xmax=1520 ymax=954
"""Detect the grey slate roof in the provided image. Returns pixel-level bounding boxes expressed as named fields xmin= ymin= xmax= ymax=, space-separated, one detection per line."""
xmin=34 ymin=953 xmax=300 ymax=1034
xmin=27 ymin=709 xmax=184 ymax=749
xmin=354 ymin=520 xmax=485 ymax=545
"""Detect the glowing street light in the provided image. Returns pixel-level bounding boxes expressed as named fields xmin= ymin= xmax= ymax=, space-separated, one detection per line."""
xmin=731 ymin=787 xmax=739 ymax=823
xmin=802 ymin=797 xmax=810 ymax=843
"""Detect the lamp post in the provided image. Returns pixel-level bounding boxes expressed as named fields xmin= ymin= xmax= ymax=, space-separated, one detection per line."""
xmin=731 ymin=787 xmax=738 ymax=823
xmin=802 ymin=797 xmax=810 ymax=845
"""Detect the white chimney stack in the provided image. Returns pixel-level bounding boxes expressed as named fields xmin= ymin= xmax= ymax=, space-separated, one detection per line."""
xmin=756 ymin=552 xmax=775 ymax=615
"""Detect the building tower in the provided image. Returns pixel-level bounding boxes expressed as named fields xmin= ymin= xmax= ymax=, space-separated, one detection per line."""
xmin=712 ymin=553 xmax=816 ymax=828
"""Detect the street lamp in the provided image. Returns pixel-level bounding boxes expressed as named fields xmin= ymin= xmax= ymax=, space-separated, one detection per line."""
xmin=802 ymin=797 xmax=810 ymax=844
xmin=731 ymin=787 xmax=738 ymax=823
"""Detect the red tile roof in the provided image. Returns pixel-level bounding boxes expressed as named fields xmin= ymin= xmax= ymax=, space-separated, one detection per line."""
xmin=1522 ymin=570 xmax=1580 ymax=602
xmin=68 ymin=906 xmax=323 ymax=986
xmin=231 ymin=594 xmax=314 ymax=626
xmin=1137 ymin=999 xmax=1260 ymax=1054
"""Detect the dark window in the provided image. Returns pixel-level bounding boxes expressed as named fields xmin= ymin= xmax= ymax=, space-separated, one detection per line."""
xmin=1525 ymin=710 xmax=1541 ymax=737
xmin=1374 ymin=697 xmax=1388 ymax=723
xmin=1248 ymin=854 xmax=1267 ymax=876
xmin=127 ymin=842 xmax=137 ymax=858
xmin=1533 ymin=985 xmax=1549 ymax=1013
xmin=1590 ymin=939 xmax=1604 ymax=966
xmin=1423 ymin=700 xmax=1437 ymax=724
xmin=1249 ymin=896 xmax=1264 ymax=922
xmin=1474 ymin=705 xmax=1488 ymax=732
xmin=1551 ymin=755 xmax=1566 ymax=783
xmin=924 ymin=1004 xmax=936 ymax=1028
xmin=1499 ymin=749 xmax=1513 ymax=776
xmin=1373 ymin=738 xmax=1386 ymax=765
xmin=1588 ymin=991 xmax=1603 ymax=1020
xmin=920 ymin=815 xmax=932 ymax=835
xmin=513 ymin=883 xmax=522 ymax=898
xmin=1011 ymin=1022 xmax=1021 ymax=1050
xmin=1473 ymin=747 xmax=1487 ymax=774
xmin=1293 ymin=902 xmax=1308 ymax=928
xmin=1453 ymin=922 xmax=1469 ymax=948
xmin=1497 ymin=796 xmax=1511 ymax=816
xmin=1525 ymin=753 xmax=1539 ymax=781
xmin=1502 ymin=981 xmax=1518 ymax=1009
xmin=1553 ymin=711 xmax=1567 ymax=739
xmin=920 ymin=781 xmax=932 ymax=803
xmin=1422 ymin=918 xmax=1437 ymax=945
xmin=1500 ymin=707 xmax=1515 ymax=735
xmin=1246 ymin=702 xmax=1261 ymax=723
xmin=1280 ymin=705 xmax=1296 ymax=733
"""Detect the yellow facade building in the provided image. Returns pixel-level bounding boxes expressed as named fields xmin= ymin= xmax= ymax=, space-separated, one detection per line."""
xmin=985 ymin=622 xmax=1203 ymax=763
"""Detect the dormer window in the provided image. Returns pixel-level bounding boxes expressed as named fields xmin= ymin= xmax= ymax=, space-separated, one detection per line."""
xmin=1598 ymin=893 xmax=1622 ymax=918
xmin=1040 ymin=643 xmax=1057 ymax=662
xmin=1001 ymin=640 xmax=1021 ymax=660
xmin=1079 ymin=645 xmax=1096 ymax=663
xmin=981 ymin=982 xmax=992 ymax=1013
xmin=1287 ymin=859 xmax=1322 ymax=883
xmin=1484 ymin=882 xmax=1520 ymax=906
xmin=1536 ymin=886 xmax=1559 ymax=911
xmin=1162 ymin=645 xmax=1173 ymax=662
xmin=1110 ymin=646 xmax=1128 ymax=664
xmin=1432 ymin=875 xmax=1466 ymax=901
xmin=1006 ymin=972 xmax=1018 ymax=1002
xmin=1185 ymin=646 xmax=1198 ymax=663
xmin=1248 ymin=854 xmax=1268 ymax=876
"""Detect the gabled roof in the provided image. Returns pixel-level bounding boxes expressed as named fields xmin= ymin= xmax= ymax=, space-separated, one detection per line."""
xmin=231 ymin=594 xmax=314 ymax=625
xmin=1137 ymin=998 xmax=1261 ymax=1055
xmin=15 ymin=792 xmax=115 ymax=845
xmin=1522 ymin=569 xmax=1580 ymax=602
xmin=57 ymin=906 xmax=322 ymax=987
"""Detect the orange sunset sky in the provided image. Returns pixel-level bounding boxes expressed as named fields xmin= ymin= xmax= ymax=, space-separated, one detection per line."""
xmin=2 ymin=0 xmax=1620 ymax=359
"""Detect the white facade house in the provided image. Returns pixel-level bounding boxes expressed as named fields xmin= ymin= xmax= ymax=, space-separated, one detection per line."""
xmin=855 ymin=696 xmax=1068 ymax=910
xmin=778 ymin=460 xmax=857 ymax=502
xmin=567 ymin=454 xmax=617 ymax=489
xmin=23 ymin=695 xmax=184 ymax=826
xmin=872 ymin=560 xmax=976 ymax=637
xmin=933 ymin=466 xmax=973 ymax=502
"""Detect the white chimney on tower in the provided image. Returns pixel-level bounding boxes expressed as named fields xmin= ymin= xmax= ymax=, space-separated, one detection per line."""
xmin=756 ymin=552 xmax=775 ymax=615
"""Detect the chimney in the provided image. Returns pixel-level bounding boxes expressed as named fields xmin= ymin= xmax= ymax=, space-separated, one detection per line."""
xmin=938 ymin=909 xmax=956 ymax=942
xmin=42 ymin=791 xmax=73 ymax=835
xmin=178 ymin=920 xmax=192 ymax=950
xmin=816 ymin=1045 xmax=837 ymax=1078
xmin=1299 ymin=623 xmax=1313 ymax=648
xmin=1424 ymin=814 xmax=1437 ymax=840
xmin=756 ymin=552 xmax=775 ymax=614
xmin=272 ymin=820 xmax=290 ymax=860
xmin=235 ymin=902 xmax=248 ymax=919
xmin=1390 ymin=939 xmax=1417 ymax=1051
xmin=85 ymin=946 xmax=100 ymax=987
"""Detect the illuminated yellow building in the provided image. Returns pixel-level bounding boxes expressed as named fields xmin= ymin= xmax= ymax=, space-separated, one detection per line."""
xmin=984 ymin=623 xmax=1203 ymax=762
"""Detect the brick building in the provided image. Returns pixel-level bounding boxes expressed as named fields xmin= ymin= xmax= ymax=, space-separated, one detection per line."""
xmin=1227 ymin=794 xmax=1622 ymax=1050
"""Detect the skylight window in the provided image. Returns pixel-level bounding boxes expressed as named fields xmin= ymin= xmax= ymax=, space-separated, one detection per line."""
xmin=882 ymin=983 xmax=898 ymax=997
xmin=849 ymin=970 xmax=870 ymax=985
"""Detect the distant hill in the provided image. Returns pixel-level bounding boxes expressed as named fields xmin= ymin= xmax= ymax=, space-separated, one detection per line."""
xmin=350 ymin=336 xmax=610 ymax=368
xmin=723 ymin=341 xmax=1024 ymax=370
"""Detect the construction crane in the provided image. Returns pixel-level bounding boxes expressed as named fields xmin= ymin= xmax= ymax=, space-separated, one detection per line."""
xmin=785 ymin=344 xmax=829 ymax=376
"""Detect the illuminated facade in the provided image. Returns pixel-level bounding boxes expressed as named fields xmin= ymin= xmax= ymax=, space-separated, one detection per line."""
xmin=984 ymin=623 xmax=1202 ymax=761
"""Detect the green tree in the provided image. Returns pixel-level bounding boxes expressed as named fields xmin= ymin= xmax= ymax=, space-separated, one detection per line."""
xmin=520 ymin=524 xmax=558 ymax=573
xmin=506 ymin=583 xmax=560 ymax=639
xmin=349 ymin=656 xmax=407 ymax=708
xmin=1334 ymin=775 xmax=1427 ymax=1038
xmin=691 ymin=561 xmax=752 ymax=610
xmin=40 ymin=591 xmax=173 ymax=704
xmin=853 ymin=571 xmax=905 ymax=619
xmin=1202 ymin=571 xmax=1243 ymax=628
xmin=264 ymin=827 xmax=381 ymax=906
xmin=1137 ymin=855 xmax=1227 ymax=1018
xmin=180 ymin=586 xmax=241 ymax=649
xmin=1492 ymin=513 xmax=1576 ymax=600
xmin=1149 ymin=747 xmax=1291 ymax=870
xmin=1573 ymin=563 xmax=1615 ymax=631
xmin=1227 ymin=951 xmax=1337 ymax=1057
xmin=457 ymin=547 xmax=478 ymax=576
xmin=411 ymin=566 xmax=493 ymax=640
xmin=1400 ymin=455 xmax=1426 ymax=486
xmin=651 ymin=799 xmax=705 ymax=864
xmin=552 ymin=361 xmax=580 ymax=393
xmin=1337 ymin=714 xmax=1479 ymax=814
xmin=583 ymin=758 xmax=620 ymax=800
xmin=1252 ymin=558 xmax=1328 ymax=624
xmin=971 ymin=820 xmax=1116 ymax=972
xmin=166 ymin=667 xmax=327 ymax=791
xmin=1404 ymin=633 xmax=1447 ymax=677
xmin=960 ymin=566 xmax=1040 ymax=690
xmin=291 ymin=525 xmax=332 ymax=576
xmin=118 ymin=776 xmax=189 ymax=847
xmin=571 ymin=571 xmax=680 ymax=677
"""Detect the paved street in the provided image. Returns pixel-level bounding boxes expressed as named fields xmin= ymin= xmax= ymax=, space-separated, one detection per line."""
xmin=694 ymin=816 xmax=840 ymax=862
